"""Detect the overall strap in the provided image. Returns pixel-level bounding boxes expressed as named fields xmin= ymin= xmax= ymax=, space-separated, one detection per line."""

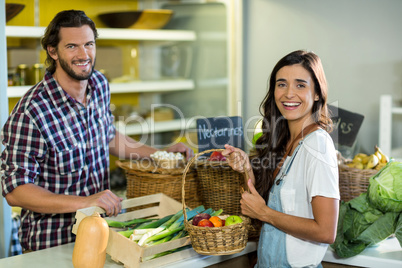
xmin=272 ymin=123 xmax=318 ymax=179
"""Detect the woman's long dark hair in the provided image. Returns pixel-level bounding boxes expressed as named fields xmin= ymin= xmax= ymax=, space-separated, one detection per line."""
xmin=252 ymin=50 xmax=333 ymax=202
xmin=41 ymin=10 xmax=98 ymax=73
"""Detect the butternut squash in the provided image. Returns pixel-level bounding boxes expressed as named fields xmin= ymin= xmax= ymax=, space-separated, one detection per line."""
xmin=72 ymin=212 xmax=109 ymax=268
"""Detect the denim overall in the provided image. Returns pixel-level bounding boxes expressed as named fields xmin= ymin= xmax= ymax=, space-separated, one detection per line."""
xmin=256 ymin=142 xmax=301 ymax=268
xmin=255 ymin=139 xmax=323 ymax=268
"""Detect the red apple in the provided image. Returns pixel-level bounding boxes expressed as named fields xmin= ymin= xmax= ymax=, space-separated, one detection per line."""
xmin=198 ymin=219 xmax=214 ymax=227
xmin=192 ymin=213 xmax=211 ymax=226
xmin=208 ymin=151 xmax=227 ymax=161
xmin=221 ymin=220 xmax=225 ymax=226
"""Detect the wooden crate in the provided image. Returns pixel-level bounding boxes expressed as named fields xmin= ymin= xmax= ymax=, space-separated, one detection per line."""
xmin=72 ymin=193 xmax=198 ymax=268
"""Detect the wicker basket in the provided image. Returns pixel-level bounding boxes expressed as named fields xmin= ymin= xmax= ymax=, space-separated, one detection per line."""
xmin=117 ymin=160 xmax=203 ymax=210
xmin=194 ymin=155 xmax=243 ymax=215
xmin=338 ymin=163 xmax=378 ymax=201
xmin=193 ymin=150 xmax=261 ymax=239
xmin=182 ymin=149 xmax=250 ymax=255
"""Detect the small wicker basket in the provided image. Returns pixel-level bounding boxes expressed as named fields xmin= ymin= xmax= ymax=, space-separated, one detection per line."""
xmin=117 ymin=159 xmax=203 ymax=210
xmin=338 ymin=163 xmax=378 ymax=201
xmin=182 ymin=149 xmax=250 ymax=255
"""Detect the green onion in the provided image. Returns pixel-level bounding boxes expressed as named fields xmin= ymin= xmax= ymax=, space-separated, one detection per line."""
xmin=118 ymin=229 xmax=135 ymax=238
xmin=138 ymin=205 xmax=205 ymax=246
xmin=211 ymin=208 xmax=223 ymax=217
xmin=133 ymin=229 xmax=155 ymax=235
xmin=105 ymin=218 xmax=154 ymax=228
xmin=142 ymin=230 xmax=189 ymax=261
xmin=201 ymin=208 xmax=214 ymax=216
xmin=136 ymin=214 xmax=174 ymax=229
xmin=129 ymin=234 xmax=143 ymax=241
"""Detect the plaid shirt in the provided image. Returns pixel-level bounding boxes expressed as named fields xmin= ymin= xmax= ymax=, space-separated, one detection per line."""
xmin=1 ymin=70 xmax=116 ymax=251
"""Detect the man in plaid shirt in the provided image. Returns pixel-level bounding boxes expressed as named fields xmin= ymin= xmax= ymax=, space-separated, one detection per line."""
xmin=0 ymin=10 xmax=193 ymax=252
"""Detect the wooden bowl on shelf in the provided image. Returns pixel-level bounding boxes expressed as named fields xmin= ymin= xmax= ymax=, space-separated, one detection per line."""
xmin=6 ymin=3 xmax=25 ymax=22
xmin=98 ymin=11 xmax=142 ymax=28
xmin=133 ymin=9 xmax=174 ymax=29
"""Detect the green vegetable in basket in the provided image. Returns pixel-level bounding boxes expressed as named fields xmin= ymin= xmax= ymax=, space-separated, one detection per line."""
xmin=332 ymin=161 xmax=402 ymax=258
xmin=367 ymin=161 xmax=402 ymax=213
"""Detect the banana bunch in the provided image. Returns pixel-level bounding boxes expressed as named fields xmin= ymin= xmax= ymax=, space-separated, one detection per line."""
xmin=346 ymin=146 xmax=389 ymax=170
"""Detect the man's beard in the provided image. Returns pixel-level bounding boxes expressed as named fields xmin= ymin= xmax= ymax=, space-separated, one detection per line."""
xmin=58 ymin=56 xmax=95 ymax=81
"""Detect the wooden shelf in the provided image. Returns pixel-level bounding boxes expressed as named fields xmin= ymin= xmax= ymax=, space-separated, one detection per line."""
xmin=5 ymin=26 xmax=196 ymax=42
xmin=7 ymin=79 xmax=194 ymax=98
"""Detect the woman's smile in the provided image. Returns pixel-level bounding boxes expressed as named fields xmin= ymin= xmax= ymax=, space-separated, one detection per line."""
xmin=274 ymin=64 xmax=318 ymax=124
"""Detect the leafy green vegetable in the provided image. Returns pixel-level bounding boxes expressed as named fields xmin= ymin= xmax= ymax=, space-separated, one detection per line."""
xmin=331 ymin=193 xmax=400 ymax=258
xmin=367 ymin=161 xmax=402 ymax=213
xmin=395 ymin=214 xmax=402 ymax=247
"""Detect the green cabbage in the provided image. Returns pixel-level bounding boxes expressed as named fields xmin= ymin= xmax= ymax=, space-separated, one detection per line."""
xmin=332 ymin=161 xmax=402 ymax=258
xmin=367 ymin=161 xmax=402 ymax=213
xmin=332 ymin=194 xmax=400 ymax=258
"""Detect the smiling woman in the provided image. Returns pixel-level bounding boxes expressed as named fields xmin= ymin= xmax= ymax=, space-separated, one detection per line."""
xmin=222 ymin=50 xmax=339 ymax=267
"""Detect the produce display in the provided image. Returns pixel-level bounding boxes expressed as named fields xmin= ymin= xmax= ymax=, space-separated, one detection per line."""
xmin=105 ymin=206 xmax=230 ymax=261
xmin=332 ymin=161 xmax=402 ymax=258
xmin=346 ymin=146 xmax=389 ymax=170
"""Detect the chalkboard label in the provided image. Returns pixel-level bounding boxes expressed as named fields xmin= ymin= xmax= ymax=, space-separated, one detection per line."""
xmin=328 ymin=105 xmax=364 ymax=147
xmin=196 ymin=116 xmax=244 ymax=152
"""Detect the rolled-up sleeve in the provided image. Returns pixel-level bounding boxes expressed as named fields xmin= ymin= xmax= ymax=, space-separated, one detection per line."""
xmin=1 ymin=112 xmax=46 ymax=196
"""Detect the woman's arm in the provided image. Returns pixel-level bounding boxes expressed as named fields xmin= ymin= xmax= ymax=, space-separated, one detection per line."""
xmin=241 ymin=179 xmax=339 ymax=244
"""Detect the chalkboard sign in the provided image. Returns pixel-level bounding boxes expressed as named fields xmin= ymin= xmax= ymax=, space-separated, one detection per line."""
xmin=328 ymin=105 xmax=364 ymax=147
xmin=196 ymin=116 xmax=244 ymax=152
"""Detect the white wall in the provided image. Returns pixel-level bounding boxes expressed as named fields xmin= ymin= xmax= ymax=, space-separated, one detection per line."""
xmin=243 ymin=0 xmax=402 ymax=155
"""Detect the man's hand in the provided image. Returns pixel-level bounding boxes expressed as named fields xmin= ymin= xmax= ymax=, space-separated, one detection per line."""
xmin=165 ymin=142 xmax=194 ymax=160
xmin=85 ymin=190 xmax=123 ymax=217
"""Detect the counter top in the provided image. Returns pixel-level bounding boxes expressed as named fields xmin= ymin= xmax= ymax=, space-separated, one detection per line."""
xmin=323 ymin=237 xmax=402 ymax=268
xmin=1 ymin=238 xmax=400 ymax=267
xmin=0 ymin=241 xmax=257 ymax=268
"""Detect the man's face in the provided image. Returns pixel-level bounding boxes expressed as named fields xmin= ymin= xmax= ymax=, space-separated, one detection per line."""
xmin=51 ymin=25 xmax=96 ymax=80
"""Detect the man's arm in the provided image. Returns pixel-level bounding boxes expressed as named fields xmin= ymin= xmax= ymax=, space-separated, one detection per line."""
xmin=108 ymin=130 xmax=157 ymax=159
xmin=5 ymin=184 xmax=122 ymax=216
xmin=109 ymin=130 xmax=194 ymax=160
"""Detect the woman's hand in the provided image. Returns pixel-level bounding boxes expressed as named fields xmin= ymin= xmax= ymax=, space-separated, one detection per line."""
xmin=240 ymin=179 xmax=267 ymax=220
xmin=221 ymin=144 xmax=251 ymax=172
xmin=165 ymin=142 xmax=194 ymax=160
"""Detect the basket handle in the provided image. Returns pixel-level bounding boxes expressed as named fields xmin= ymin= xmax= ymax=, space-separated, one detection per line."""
xmin=182 ymin=148 xmax=249 ymax=224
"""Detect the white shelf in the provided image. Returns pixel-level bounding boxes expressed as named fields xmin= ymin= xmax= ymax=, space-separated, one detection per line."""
xmin=6 ymin=86 xmax=28 ymax=98
xmin=110 ymin=79 xmax=194 ymax=94
xmin=115 ymin=118 xmax=197 ymax=135
xmin=379 ymin=95 xmax=402 ymax=159
xmin=7 ymin=79 xmax=194 ymax=98
xmin=5 ymin=26 xmax=196 ymax=42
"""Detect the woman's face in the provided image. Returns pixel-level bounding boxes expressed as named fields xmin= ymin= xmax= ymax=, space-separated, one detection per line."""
xmin=274 ymin=64 xmax=318 ymax=126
